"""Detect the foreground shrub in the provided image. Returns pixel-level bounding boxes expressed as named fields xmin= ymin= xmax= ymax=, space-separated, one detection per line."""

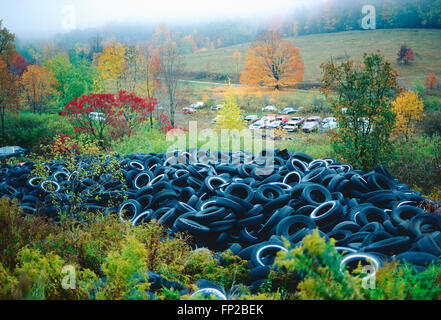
xmin=183 ymin=249 xmax=249 ymax=292
xmin=270 ymin=230 xmax=363 ymax=300
xmin=366 ymin=262 xmax=441 ymax=300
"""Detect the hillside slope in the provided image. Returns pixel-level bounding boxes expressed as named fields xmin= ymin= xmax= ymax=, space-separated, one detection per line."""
xmin=183 ymin=29 xmax=441 ymax=86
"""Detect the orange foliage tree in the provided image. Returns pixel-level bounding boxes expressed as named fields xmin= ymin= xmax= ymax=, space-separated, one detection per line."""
xmin=427 ymin=73 xmax=437 ymax=90
xmin=240 ymin=31 xmax=304 ymax=90
xmin=20 ymin=65 xmax=59 ymax=114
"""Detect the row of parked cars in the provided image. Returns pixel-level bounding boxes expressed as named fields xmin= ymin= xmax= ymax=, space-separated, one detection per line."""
xmin=246 ymin=115 xmax=338 ymax=133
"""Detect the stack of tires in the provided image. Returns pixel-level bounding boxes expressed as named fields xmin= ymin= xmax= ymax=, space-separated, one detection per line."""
xmin=1 ymin=148 xmax=440 ymax=281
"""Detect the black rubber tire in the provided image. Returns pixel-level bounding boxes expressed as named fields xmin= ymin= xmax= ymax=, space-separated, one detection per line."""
xmin=410 ymin=213 xmax=441 ymax=240
xmin=332 ymin=221 xmax=361 ymax=233
xmin=250 ymin=242 xmax=288 ymax=267
xmin=194 ymin=206 xmax=228 ymax=224
xmin=363 ymin=236 xmax=412 ymax=256
xmin=355 ymin=206 xmax=390 ymax=226
xmin=275 ymin=216 xmax=316 ymax=239
xmin=340 ymin=253 xmax=383 ymax=275
xmin=395 ymin=251 xmax=440 ymax=267
xmin=175 ymin=218 xmax=211 ymax=237
xmin=118 ymin=199 xmax=142 ymax=222
xmin=310 ymin=201 xmax=344 ymax=227
xmin=301 ymin=184 xmax=331 ymax=206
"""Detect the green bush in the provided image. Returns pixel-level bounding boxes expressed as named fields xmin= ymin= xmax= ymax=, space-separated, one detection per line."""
xmin=270 ymin=230 xmax=364 ymax=300
xmin=388 ymin=134 xmax=441 ymax=193
xmin=423 ymin=95 xmax=441 ymax=111
xmin=419 ymin=110 xmax=441 ymax=137
xmin=366 ymin=262 xmax=441 ymax=300
xmin=111 ymin=125 xmax=172 ymax=155
xmin=4 ymin=112 xmax=74 ymax=152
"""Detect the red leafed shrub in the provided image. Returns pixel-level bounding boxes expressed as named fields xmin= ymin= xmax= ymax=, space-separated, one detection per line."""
xmin=52 ymin=134 xmax=80 ymax=157
xmin=157 ymin=114 xmax=173 ymax=133
xmin=62 ymin=91 xmax=157 ymax=145
xmin=109 ymin=91 xmax=157 ymax=140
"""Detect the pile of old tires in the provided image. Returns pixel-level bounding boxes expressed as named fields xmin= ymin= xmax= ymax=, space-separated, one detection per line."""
xmin=1 ymin=148 xmax=441 ymax=287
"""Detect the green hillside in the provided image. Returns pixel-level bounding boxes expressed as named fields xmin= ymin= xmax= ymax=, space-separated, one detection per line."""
xmin=183 ymin=29 xmax=441 ymax=86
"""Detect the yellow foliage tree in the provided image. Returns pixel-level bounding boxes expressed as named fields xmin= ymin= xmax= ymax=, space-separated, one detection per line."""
xmin=240 ymin=31 xmax=304 ymax=90
xmin=20 ymin=64 xmax=58 ymax=114
xmin=215 ymin=91 xmax=245 ymax=131
xmin=96 ymin=42 xmax=128 ymax=92
xmin=391 ymin=90 xmax=424 ymax=140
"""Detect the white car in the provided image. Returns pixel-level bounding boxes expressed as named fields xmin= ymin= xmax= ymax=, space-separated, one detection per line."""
xmin=261 ymin=115 xmax=276 ymax=122
xmin=249 ymin=120 xmax=267 ymax=130
xmin=319 ymin=119 xmax=338 ymax=132
xmin=279 ymin=108 xmax=298 ymax=115
xmin=283 ymin=121 xmax=300 ymax=132
xmin=302 ymin=116 xmax=322 ymax=133
xmin=262 ymin=105 xmax=278 ymax=112
xmin=245 ymin=115 xmax=259 ymax=122
xmin=267 ymin=120 xmax=284 ymax=129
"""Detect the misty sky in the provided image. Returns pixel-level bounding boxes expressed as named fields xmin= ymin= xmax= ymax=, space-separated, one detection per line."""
xmin=0 ymin=0 xmax=324 ymax=39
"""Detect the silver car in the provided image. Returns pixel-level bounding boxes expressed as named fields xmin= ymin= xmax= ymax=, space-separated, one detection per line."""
xmin=302 ymin=116 xmax=322 ymax=133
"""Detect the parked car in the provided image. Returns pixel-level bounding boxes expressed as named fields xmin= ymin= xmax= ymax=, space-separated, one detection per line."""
xmin=262 ymin=105 xmax=278 ymax=112
xmin=279 ymin=108 xmax=298 ymax=115
xmin=302 ymin=116 xmax=322 ymax=133
xmin=182 ymin=107 xmax=197 ymax=114
xmin=276 ymin=116 xmax=289 ymax=123
xmin=261 ymin=115 xmax=276 ymax=123
xmin=245 ymin=115 xmax=259 ymax=122
xmin=0 ymin=146 xmax=30 ymax=158
xmin=290 ymin=116 xmax=305 ymax=127
xmin=211 ymin=104 xmax=223 ymax=111
xmin=319 ymin=117 xmax=338 ymax=132
xmin=267 ymin=120 xmax=285 ymax=129
xmin=89 ymin=112 xmax=106 ymax=122
xmin=283 ymin=121 xmax=301 ymax=132
xmin=249 ymin=120 xmax=267 ymax=130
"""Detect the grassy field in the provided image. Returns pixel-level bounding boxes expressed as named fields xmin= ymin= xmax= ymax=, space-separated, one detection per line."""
xmin=183 ymin=28 xmax=441 ymax=87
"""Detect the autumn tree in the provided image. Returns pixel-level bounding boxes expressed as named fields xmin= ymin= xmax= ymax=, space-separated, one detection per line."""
xmin=158 ymin=41 xmax=184 ymax=127
xmin=137 ymin=43 xmax=161 ymax=126
xmin=215 ymin=92 xmax=245 ymax=131
xmin=427 ymin=73 xmax=437 ymax=90
xmin=10 ymin=52 xmax=29 ymax=76
xmin=397 ymin=45 xmax=415 ymax=65
xmin=0 ymin=21 xmax=19 ymax=140
xmin=20 ymin=65 xmax=59 ymax=114
xmin=392 ymin=90 xmax=424 ymax=141
xmin=62 ymin=91 xmax=156 ymax=145
xmin=152 ymin=24 xmax=172 ymax=46
xmin=96 ymin=42 xmax=128 ymax=92
xmin=240 ymin=31 xmax=304 ymax=90
xmin=321 ymin=52 xmax=402 ymax=172
xmin=0 ymin=60 xmax=18 ymax=141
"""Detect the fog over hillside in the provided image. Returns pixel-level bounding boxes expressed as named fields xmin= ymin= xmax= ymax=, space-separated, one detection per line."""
xmin=0 ymin=0 xmax=325 ymax=40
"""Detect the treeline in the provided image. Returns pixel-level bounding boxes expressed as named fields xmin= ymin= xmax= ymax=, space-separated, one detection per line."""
xmin=15 ymin=0 xmax=441 ymax=59
xmin=275 ymin=0 xmax=441 ymax=37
